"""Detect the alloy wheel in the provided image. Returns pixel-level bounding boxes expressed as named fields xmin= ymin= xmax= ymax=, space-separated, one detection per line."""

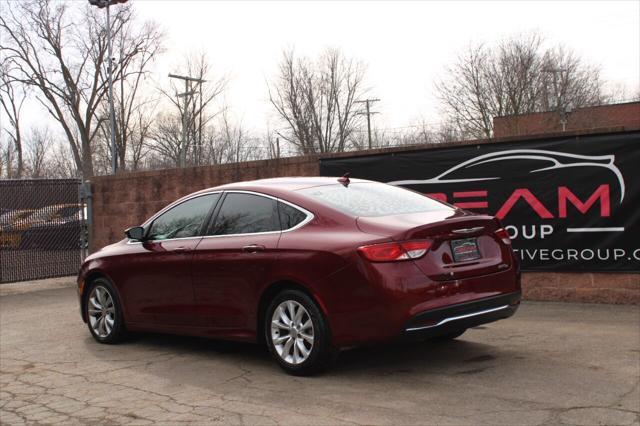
xmin=88 ymin=285 xmax=116 ymax=338
xmin=270 ymin=300 xmax=315 ymax=365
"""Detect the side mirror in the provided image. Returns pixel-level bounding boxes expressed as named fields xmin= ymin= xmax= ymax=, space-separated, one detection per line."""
xmin=125 ymin=226 xmax=145 ymax=241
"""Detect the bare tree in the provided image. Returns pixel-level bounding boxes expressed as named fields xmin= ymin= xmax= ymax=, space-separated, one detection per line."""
xmin=436 ymin=33 xmax=605 ymax=139
xmin=0 ymin=59 xmax=26 ymax=177
xmin=218 ymin=109 xmax=249 ymax=163
xmin=351 ymin=127 xmax=389 ymax=150
xmin=127 ymin=102 xmax=156 ymax=170
xmin=405 ymin=119 xmax=463 ymax=145
xmin=263 ymin=126 xmax=282 ymax=160
xmin=268 ymin=48 xmax=367 ymax=154
xmin=540 ymin=45 xmax=605 ymax=112
xmin=148 ymin=112 xmax=183 ymax=167
xmin=23 ymin=127 xmax=52 ymax=178
xmin=103 ymin=14 xmax=163 ymax=172
xmin=197 ymin=129 xmax=224 ymax=166
xmin=49 ymin=142 xmax=78 ymax=178
xmin=149 ymin=105 xmax=259 ymax=168
xmin=159 ymin=53 xmax=227 ymax=167
xmin=0 ymin=136 xmax=13 ymax=177
xmin=97 ymin=94 xmax=159 ymax=173
xmin=0 ymin=0 xmax=162 ymax=178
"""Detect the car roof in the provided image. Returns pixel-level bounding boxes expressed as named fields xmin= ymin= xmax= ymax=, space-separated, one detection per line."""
xmin=192 ymin=176 xmax=375 ymax=195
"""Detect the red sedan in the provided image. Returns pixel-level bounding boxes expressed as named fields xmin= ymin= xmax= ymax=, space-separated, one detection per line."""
xmin=78 ymin=177 xmax=521 ymax=375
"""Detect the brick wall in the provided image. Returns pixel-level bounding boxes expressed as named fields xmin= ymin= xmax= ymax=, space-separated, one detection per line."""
xmin=522 ymin=273 xmax=638 ymax=304
xmin=89 ymin=133 xmax=639 ymax=305
xmin=493 ymin=102 xmax=640 ymax=138
xmin=90 ymin=155 xmax=319 ymax=250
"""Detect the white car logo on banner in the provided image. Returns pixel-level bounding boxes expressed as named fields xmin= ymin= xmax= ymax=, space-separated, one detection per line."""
xmin=387 ymin=149 xmax=626 ymax=203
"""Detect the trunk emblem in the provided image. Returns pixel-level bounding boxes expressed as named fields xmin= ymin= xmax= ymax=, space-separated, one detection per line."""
xmin=452 ymin=226 xmax=484 ymax=234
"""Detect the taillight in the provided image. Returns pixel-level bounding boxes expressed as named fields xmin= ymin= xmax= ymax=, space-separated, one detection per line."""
xmin=358 ymin=240 xmax=432 ymax=262
xmin=495 ymin=228 xmax=511 ymax=245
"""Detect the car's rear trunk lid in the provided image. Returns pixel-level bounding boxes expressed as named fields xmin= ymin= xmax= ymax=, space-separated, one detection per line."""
xmin=356 ymin=210 xmax=512 ymax=281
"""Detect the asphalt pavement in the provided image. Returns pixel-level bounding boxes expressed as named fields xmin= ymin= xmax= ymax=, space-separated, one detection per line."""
xmin=1 ymin=278 xmax=638 ymax=425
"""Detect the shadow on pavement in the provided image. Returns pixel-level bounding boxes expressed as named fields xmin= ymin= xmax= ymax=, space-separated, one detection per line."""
xmin=82 ymin=327 xmax=519 ymax=380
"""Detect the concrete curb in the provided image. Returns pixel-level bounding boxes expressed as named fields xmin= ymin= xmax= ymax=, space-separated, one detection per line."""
xmin=0 ymin=276 xmax=76 ymax=296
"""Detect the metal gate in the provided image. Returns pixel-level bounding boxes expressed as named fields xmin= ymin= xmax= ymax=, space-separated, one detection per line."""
xmin=0 ymin=179 xmax=88 ymax=283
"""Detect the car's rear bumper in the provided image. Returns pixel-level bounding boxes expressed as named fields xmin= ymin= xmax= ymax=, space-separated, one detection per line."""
xmin=318 ymin=256 xmax=521 ymax=347
xmin=400 ymin=291 xmax=521 ymax=340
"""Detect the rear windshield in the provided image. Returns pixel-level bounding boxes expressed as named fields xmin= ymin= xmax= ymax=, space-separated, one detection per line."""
xmin=298 ymin=182 xmax=452 ymax=217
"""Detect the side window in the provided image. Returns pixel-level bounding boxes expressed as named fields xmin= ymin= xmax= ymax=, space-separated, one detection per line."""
xmin=278 ymin=202 xmax=308 ymax=230
xmin=209 ymin=193 xmax=279 ymax=236
xmin=147 ymin=194 xmax=219 ymax=241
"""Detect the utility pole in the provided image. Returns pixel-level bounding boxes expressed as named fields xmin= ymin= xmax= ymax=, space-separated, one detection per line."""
xmin=543 ymin=68 xmax=569 ymax=131
xmin=88 ymin=0 xmax=128 ymax=174
xmin=168 ymin=74 xmax=205 ymax=168
xmin=106 ymin=4 xmax=116 ymax=174
xmin=197 ymin=83 xmax=203 ymax=166
xmin=355 ymin=98 xmax=380 ymax=149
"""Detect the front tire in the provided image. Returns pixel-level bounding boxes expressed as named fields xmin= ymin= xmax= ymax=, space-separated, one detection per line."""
xmin=265 ymin=289 xmax=335 ymax=376
xmin=85 ymin=278 xmax=126 ymax=344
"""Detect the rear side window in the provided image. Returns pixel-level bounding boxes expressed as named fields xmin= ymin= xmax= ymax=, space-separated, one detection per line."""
xmin=148 ymin=193 xmax=220 ymax=240
xmin=278 ymin=202 xmax=307 ymax=230
xmin=209 ymin=193 xmax=279 ymax=235
xmin=298 ymin=182 xmax=451 ymax=217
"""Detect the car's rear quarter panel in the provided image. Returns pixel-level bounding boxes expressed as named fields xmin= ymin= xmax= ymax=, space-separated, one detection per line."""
xmin=273 ymin=221 xmax=393 ymax=344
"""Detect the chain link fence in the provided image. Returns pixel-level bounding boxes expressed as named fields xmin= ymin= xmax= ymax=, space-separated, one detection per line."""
xmin=0 ymin=179 xmax=87 ymax=283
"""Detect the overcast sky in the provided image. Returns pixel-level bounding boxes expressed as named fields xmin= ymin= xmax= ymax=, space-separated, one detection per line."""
xmin=6 ymin=0 xmax=640 ymax=136
xmin=130 ymin=0 xmax=640 ymax=132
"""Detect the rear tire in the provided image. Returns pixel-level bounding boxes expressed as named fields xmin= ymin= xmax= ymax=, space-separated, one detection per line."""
xmin=265 ymin=289 xmax=335 ymax=376
xmin=432 ymin=329 xmax=467 ymax=341
xmin=85 ymin=278 xmax=126 ymax=344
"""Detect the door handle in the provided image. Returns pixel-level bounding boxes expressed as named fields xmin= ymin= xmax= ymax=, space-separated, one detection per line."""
xmin=242 ymin=244 xmax=265 ymax=253
xmin=173 ymin=246 xmax=191 ymax=254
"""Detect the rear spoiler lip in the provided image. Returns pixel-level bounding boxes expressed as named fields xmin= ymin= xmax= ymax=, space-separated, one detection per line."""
xmin=356 ymin=213 xmax=499 ymax=241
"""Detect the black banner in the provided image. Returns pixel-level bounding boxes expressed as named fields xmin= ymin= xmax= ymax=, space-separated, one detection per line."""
xmin=320 ymin=131 xmax=640 ymax=272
